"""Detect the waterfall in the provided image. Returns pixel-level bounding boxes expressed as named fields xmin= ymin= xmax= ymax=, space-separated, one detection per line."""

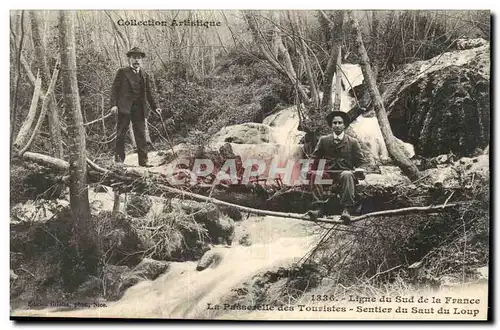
xmin=15 ymin=216 xmax=321 ymax=319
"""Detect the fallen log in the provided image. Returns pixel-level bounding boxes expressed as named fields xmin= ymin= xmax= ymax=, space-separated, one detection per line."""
xmin=17 ymin=151 xmax=481 ymax=217
xmin=22 ymin=151 xmax=69 ymax=171
xmin=17 ymin=151 xmax=460 ymax=224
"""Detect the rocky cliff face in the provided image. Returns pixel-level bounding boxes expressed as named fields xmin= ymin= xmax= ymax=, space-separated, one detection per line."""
xmin=382 ymin=41 xmax=490 ymax=157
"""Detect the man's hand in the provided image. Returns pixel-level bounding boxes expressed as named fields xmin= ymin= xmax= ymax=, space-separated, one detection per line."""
xmin=353 ymin=168 xmax=366 ymax=180
xmin=110 ymin=106 xmax=118 ymax=115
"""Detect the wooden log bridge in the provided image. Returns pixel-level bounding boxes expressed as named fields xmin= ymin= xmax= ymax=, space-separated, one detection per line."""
xmin=19 ymin=151 xmax=461 ymax=224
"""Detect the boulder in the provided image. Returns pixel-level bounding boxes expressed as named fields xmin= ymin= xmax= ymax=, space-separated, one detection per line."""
xmin=475 ymin=266 xmax=488 ymax=280
xmin=219 ymin=204 xmax=243 ymax=221
xmin=125 ymin=194 xmax=152 ymax=218
xmin=76 ymin=259 xmax=170 ymax=301
xmin=177 ymin=200 xmax=235 ymax=245
xmin=210 ymin=123 xmax=273 ymax=144
xmin=417 ymin=154 xmax=489 ymax=189
xmin=94 ymin=211 xmax=144 ymax=266
xmin=382 ymin=43 xmax=490 ymax=157
xmin=238 ymin=233 xmax=252 ymax=247
xmin=196 ymin=249 xmax=224 ymax=271
xmin=178 ymin=200 xmax=221 ymax=223
xmin=10 ymin=199 xmax=69 ymax=225
xmin=216 ymin=214 xmax=235 ymax=246
xmin=118 ymin=258 xmax=169 ymax=295
xmin=130 ymin=258 xmax=170 ymax=280
xmin=455 ymin=37 xmax=488 ymax=50
xmin=156 ymin=142 xmax=241 ymax=183
xmin=157 ymin=141 xmax=304 ymax=186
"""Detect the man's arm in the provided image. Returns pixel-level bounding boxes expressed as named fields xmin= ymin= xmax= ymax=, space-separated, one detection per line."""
xmin=352 ymin=138 xmax=368 ymax=170
xmin=110 ymin=68 xmax=122 ymax=109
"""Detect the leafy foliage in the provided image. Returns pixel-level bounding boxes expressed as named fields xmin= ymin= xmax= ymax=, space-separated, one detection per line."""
xmin=310 ymin=181 xmax=489 ymax=287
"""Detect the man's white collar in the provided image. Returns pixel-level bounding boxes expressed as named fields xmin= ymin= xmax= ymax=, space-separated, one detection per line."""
xmin=131 ymin=66 xmax=140 ymax=72
xmin=333 ymin=132 xmax=345 ymax=140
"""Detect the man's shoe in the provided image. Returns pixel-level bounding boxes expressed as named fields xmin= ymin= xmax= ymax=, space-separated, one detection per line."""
xmin=340 ymin=208 xmax=351 ymax=225
xmin=306 ymin=207 xmax=325 ymax=222
xmin=139 ymin=163 xmax=154 ymax=168
xmin=306 ymin=210 xmax=319 ymax=221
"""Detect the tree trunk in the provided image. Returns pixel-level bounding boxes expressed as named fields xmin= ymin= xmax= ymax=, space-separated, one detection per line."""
xmin=348 ymin=11 xmax=421 ymax=180
xmin=371 ymin=11 xmax=380 ymax=80
xmin=332 ymin=44 xmax=342 ymax=111
xmin=30 ymin=10 xmax=63 ymax=158
xmin=321 ymin=10 xmax=344 ymax=112
xmin=58 ymin=10 xmax=97 ymax=273
xmin=11 ymin=11 xmax=25 ymax=159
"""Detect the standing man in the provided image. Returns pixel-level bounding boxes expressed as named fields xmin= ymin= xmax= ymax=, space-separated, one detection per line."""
xmin=109 ymin=47 xmax=161 ymax=167
xmin=309 ymin=111 xmax=367 ymax=224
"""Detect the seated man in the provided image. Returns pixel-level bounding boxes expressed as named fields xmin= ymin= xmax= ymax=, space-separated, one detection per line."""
xmin=308 ymin=111 xmax=368 ymax=224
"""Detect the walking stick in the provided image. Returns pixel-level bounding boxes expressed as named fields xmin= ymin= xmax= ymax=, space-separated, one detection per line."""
xmin=154 ymin=109 xmax=177 ymax=158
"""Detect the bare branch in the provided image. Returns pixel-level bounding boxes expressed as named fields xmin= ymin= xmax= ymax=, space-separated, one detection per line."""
xmin=14 ymin=72 xmax=42 ymax=149
xmin=18 ymin=59 xmax=60 ymax=156
xmin=352 ymin=204 xmax=458 ymax=223
xmin=104 ymin=11 xmax=129 ymax=50
xmin=244 ymin=11 xmax=310 ymax=103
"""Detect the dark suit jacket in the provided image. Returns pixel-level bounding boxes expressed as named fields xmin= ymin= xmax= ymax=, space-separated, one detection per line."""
xmin=312 ymin=133 xmax=367 ymax=171
xmin=109 ymin=67 xmax=159 ymax=118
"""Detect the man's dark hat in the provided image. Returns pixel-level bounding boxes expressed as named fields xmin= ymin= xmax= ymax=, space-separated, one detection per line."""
xmin=326 ymin=111 xmax=350 ymax=127
xmin=126 ymin=47 xmax=146 ymax=58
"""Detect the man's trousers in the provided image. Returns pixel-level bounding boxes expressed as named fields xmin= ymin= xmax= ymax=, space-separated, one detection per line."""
xmin=339 ymin=170 xmax=356 ymax=207
xmin=310 ymin=170 xmax=356 ymax=207
xmin=115 ymin=103 xmax=148 ymax=165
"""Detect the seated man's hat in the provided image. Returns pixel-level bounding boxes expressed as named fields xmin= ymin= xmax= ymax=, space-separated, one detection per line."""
xmin=126 ymin=47 xmax=146 ymax=58
xmin=326 ymin=111 xmax=351 ymax=127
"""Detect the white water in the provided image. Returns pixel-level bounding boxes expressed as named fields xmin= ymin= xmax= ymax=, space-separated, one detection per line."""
xmin=14 ymin=216 xmax=321 ymax=319
xmin=13 ymin=64 xmax=414 ymax=320
xmin=263 ymin=64 xmax=414 ymax=163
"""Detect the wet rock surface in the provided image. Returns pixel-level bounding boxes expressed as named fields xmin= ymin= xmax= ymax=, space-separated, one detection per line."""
xmin=126 ymin=194 xmax=153 ymax=218
xmin=382 ymin=43 xmax=489 ymax=157
xmin=210 ymin=123 xmax=273 ymax=144
xmin=178 ymin=200 xmax=235 ymax=245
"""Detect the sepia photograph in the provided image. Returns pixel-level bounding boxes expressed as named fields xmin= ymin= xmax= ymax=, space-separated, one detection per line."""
xmin=8 ymin=9 xmax=491 ymax=321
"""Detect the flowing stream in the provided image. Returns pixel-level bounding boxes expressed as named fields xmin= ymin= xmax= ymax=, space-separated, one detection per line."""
xmin=15 ymin=216 xmax=321 ymax=319
xmin=13 ymin=64 xmax=367 ymax=319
